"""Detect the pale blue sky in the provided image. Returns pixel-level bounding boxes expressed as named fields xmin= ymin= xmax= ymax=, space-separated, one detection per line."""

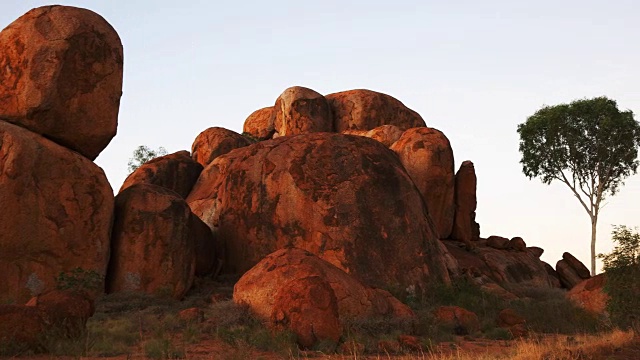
xmin=2 ymin=1 xmax=639 ymax=272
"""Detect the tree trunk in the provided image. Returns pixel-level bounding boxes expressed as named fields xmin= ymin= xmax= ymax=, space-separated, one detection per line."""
xmin=591 ymin=216 xmax=598 ymax=276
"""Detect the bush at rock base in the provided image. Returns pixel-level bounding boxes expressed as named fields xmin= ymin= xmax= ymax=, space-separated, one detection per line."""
xmin=598 ymin=225 xmax=640 ymax=334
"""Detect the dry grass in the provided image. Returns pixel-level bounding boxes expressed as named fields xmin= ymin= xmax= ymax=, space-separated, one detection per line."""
xmin=423 ymin=330 xmax=636 ymax=360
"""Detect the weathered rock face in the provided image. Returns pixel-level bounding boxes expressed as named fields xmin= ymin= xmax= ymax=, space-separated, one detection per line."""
xmin=563 ymin=252 xmax=591 ymax=279
xmin=433 ymin=306 xmax=480 ymax=335
xmin=107 ymin=184 xmax=196 ymax=299
xmin=556 ymin=260 xmax=585 ymax=290
xmin=188 ymin=133 xmax=450 ymax=291
xmin=0 ymin=5 xmax=123 ymax=160
xmin=0 ymin=290 xmax=94 ymax=351
xmin=233 ymin=248 xmax=415 ymax=322
xmin=451 ymin=161 xmax=478 ymax=244
xmin=567 ymin=274 xmax=608 ymax=315
xmin=342 ymin=124 xmax=404 ymax=148
xmin=243 ymin=106 xmax=275 ymax=140
xmin=119 ymin=151 xmax=203 ymax=199
xmin=556 ymin=252 xmax=590 ymax=289
xmin=391 ymin=127 xmax=455 ymax=239
xmin=191 ymin=127 xmax=251 ymax=168
xmin=326 ymin=89 xmax=426 ymax=132
xmin=271 ymin=276 xmax=342 ymax=349
xmin=273 ymin=86 xmax=333 ymax=136
xmin=0 ymin=122 xmax=113 ymax=304
xmin=444 ymin=240 xmax=556 ymax=290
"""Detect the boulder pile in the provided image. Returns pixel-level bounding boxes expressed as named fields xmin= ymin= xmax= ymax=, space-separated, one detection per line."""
xmin=0 ymin=6 xmax=598 ymax=352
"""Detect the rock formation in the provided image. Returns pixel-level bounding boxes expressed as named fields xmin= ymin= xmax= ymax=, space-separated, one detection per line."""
xmin=107 ymin=184 xmax=197 ymax=299
xmin=567 ymin=274 xmax=608 ymax=315
xmin=0 ymin=121 xmax=114 ymax=304
xmin=119 ymin=150 xmax=203 ymax=198
xmin=188 ymin=133 xmax=450 ymax=291
xmin=342 ymin=124 xmax=404 ymax=147
xmin=233 ymin=248 xmax=415 ymax=322
xmin=556 ymin=252 xmax=591 ymax=289
xmin=451 ymin=161 xmax=479 ymax=244
xmin=391 ymin=127 xmax=455 ymax=239
xmin=243 ymin=107 xmax=275 ymax=140
xmin=0 ymin=5 xmax=123 ymax=160
xmin=191 ymin=127 xmax=251 ymax=167
xmin=434 ymin=306 xmax=480 ymax=335
xmin=326 ymin=89 xmax=425 ymax=132
xmin=271 ymin=276 xmax=342 ymax=349
xmin=273 ymin=86 xmax=333 ymax=136
xmin=0 ymin=290 xmax=94 ymax=350
xmin=444 ymin=240 xmax=557 ymax=291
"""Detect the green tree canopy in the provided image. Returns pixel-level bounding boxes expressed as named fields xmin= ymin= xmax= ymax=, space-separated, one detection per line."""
xmin=127 ymin=145 xmax=167 ymax=173
xmin=517 ymin=96 xmax=640 ymax=274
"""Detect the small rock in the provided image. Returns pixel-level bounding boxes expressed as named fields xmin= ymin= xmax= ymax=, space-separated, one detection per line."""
xmin=486 ymin=236 xmax=510 ymax=250
xmin=497 ymin=308 xmax=525 ymax=327
xmin=434 ymin=306 xmax=480 ymax=334
xmin=508 ymin=237 xmax=527 ymax=251
xmin=527 ymin=247 xmax=544 ymax=258
xmin=179 ymin=308 xmax=204 ymax=323
xmin=398 ymin=334 xmax=422 ymax=351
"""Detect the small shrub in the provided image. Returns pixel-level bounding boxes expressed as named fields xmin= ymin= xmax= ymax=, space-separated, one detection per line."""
xmin=484 ymin=327 xmax=512 ymax=340
xmin=56 ymin=267 xmax=102 ymax=293
xmin=144 ymin=337 xmax=184 ymax=359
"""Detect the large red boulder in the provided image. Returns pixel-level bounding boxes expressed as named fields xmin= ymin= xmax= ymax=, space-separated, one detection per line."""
xmin=0 ymin=290 xmax=94 ymax=351
xmin=567 ymin=274 xmax=608 ymax=315
xmin=119 ymin=150 xmax=203 ymax=199
xmin=191 ymin=127 xmax=251 ymax=168
xmin=234 ymin=248 xmax=415 ymax=323
xmin=243 ymin=106 xmax=276 ymax=140
xmin=326 ymin=89 xmax=426 ymax=132
xmin=189 ymin=133 xmax=450 ymax=291
xmin=342 ymin=124 xmax=404 ymax=147
xmin=271 ymin=276 xmax=342 ymax=349
xmin=0 ymin=5 xmax=123 ymax=160
xmin=273 ymin=86 xmax=333 ymax=136
xmin=0 ymin=122 xmax=113 ymax=304
xmin=450 ymin=161 xmax=479 ymax=244
xmin=107 ymin=184 xmax=197 ymax=299
xmin=391 ymin=127 xmax=455 ymax=239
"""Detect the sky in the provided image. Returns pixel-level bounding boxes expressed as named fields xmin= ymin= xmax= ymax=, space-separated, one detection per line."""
xmin=2 ymin=1 xmax=639 ymax=273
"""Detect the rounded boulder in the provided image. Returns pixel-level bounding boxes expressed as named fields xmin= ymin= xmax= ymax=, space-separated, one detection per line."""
xmin=327 ymin=89 xmax=425 ymax=133
xmin=0 ymin=122 xmax=113 ymax=304
xmin=191 ymin=127 xmax=251 ymax=168
xmin=273 ymin=86 xmax=333 ymax=136
xmin=189 ymin=133 xmax=450 ymax=292
xmin=391 ymin=127 xmax=455 ymax=239
xmin=0 ymin=5 xmax=123 ymax=159
xmin=119 ymin=150 xmax=203 ymax=199
xmin=107 ymin=184 xmax=197 ymax=299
